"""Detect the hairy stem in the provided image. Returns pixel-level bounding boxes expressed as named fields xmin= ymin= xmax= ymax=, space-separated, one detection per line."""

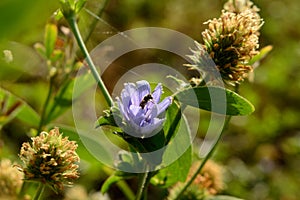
xmin=66 ymin=15 xmax=114 ymax=107
xmin=136 ymin=169 xmax=150 ymax=200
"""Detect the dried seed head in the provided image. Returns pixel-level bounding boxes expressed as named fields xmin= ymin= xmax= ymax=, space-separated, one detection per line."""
xmin=188 ymin=0 xmax=263 ymax=85
xmin=18 ymin=127 xmax=80 ymax=193
xmin=0 ymin=159 xmax=23 ymax=199
xmin=224 ymin=0 xmax=260 ymax=14
xmin=188 ymin=160 xmax=224 ymax=195
xmin=168 ymin=160 xmax=224 ymax=199
xmin=167 ymin=183 xmax=204 ymax=200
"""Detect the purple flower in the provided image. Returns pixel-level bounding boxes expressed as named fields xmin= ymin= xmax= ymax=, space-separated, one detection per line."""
xmin=116 ymin=80 xmax=172 ymax=138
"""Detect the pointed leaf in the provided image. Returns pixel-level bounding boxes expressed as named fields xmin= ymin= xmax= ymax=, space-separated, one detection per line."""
xmin=151 ymin=146 xmax=192 ymax=188
xmin=16 ymin=102 xmax=40 ymax=126
xmin=0 ymin=89 xmax=23 ymax=126
xmin=0 ymin=88 xmax=40 ymax=127
xmin=50 ymin=50 xmax=64 ymax=62
xmin=45 ymin=71 xmax=95 ymax=124
xmin=151 ymin=103 xmax=192 ymax=187
xmin=176 ymin=86 xmax=255 ymax=115
xmin=44 ymin=23 xmax=58 ymax=59
xmin=95 ymin=109 xmax=119 ymax=128
xmin=248 ymin=45 xmax=273 ymax=65
xmin=163 ymin=101 xmax=182 ymax=143
xmin=75 ymin=0 xmax=87 ymax=13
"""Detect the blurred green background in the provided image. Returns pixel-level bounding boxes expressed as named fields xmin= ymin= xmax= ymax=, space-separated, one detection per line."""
xmin=1 ymin=0 xmax=300 ymax=199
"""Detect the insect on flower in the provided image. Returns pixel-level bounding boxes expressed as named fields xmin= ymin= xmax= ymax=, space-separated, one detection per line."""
xmin=116 ymin=80 xmax=172 ymax=138
xmin=139 ymin=94 xmax=154 ymax=109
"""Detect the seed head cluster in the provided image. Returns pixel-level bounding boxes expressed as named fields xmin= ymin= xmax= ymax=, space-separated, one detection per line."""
xmin=168 ymin=160 xmax=224 ymax=200
xmin=0 ymin=159 xmax=23 ymax=199
xmin=189 ymin=0 xmax=263 ymax=85
xmin=18 ymin=127 xmax=80 ymax=193
xmin=188 ymin=160 xmax=224 ymax=195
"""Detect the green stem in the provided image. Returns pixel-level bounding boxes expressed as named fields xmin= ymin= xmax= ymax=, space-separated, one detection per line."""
xmin=116 ymin=181 xmax=136 ymax=200
xmin=174 ymin=115 xmax=232 ymax=199
xmin=135 ymin=170 xmax=150 ymax=200
xmin=102 ymin=166 xmax=135 ymax=200
xmin=33 ymin=183 xmax=45 ymax=200
xmin=66 ymin=14 xmax=114 ymax=107
xmin=45 ymin=78 xmax=73 ymax=125
xmin=38 ymin=77 xmax=54 ymax=132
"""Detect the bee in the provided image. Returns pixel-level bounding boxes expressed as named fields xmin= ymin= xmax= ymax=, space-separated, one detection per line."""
xmin=139 ymin=94 xmax=153 ymax=109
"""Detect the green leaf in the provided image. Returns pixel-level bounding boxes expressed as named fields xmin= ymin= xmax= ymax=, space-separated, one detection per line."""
xmin=151 ymin=146 xmax=192 ymax=188
xmin=44 ymin=71 xmax=95 ymax=124
xmin=44 ymin=23 xmax=58 ymax=59
xmin=138 ymin=130 xmax=166 ymax=152
xmin=248 ymin=45 xmax=273 ymax=65
xmin=50 ymin=50 xmax=64 ymax=62
xmin=96 ymin=114 xmax=115 ymax=127
xmin=95 ymin=108 xmax=120 ymax=128
xmin=0 ymin=61 xmax=22 ymax=82
xmin=75 ymin=0 xmax=87 ymax=13
xmin=0 ymin=42 xmax=47 ymax=82
xmin=151 ymin=103 xmax=192 ymax=187
xmin=175 ymin=86 xmax=255 ymax=116
xmin=0 ymin=89 xmax=22 ymax=126
xmin=0 ymin=88 xmax=40 ymax=127
xmin=118 ymin=130 xmax=167 ymax=168
xmin=163 ymin=101 xmax=182 ymax=143
xmin=204 ymin=195 xmax=244 ymax=200
xmin=16 ymin=102 xmax=40 ymax=127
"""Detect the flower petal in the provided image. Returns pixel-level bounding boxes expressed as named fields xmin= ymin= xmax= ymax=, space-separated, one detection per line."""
xmin=116 ymin=80 xmax=171 ymax=138
xmin=120 ymin=91 xmax=131 ymax=109
xmin=140 ymin=103 xmax=157 ymax=126
xmin=148 ymin=103 xmax=158 ymax=121
xmin=128 ymin=105 xmax=144 ymax=125
xmin=152 ymin=83 xmax=162 ymax=103
xmin=116 ymin=97 xmax=129 ymax=121
xmin=136 ymin=80 xmax=151 ymax=101
xmin=124 ymin=83 xmax=140 ymax=106
xmin=122 ymin=83 xmax=137 ymax=106
xmin=157 ymin=97 xmax=172 ymax=115
xmin=139 ymin=118 xmax=165 ymax=137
